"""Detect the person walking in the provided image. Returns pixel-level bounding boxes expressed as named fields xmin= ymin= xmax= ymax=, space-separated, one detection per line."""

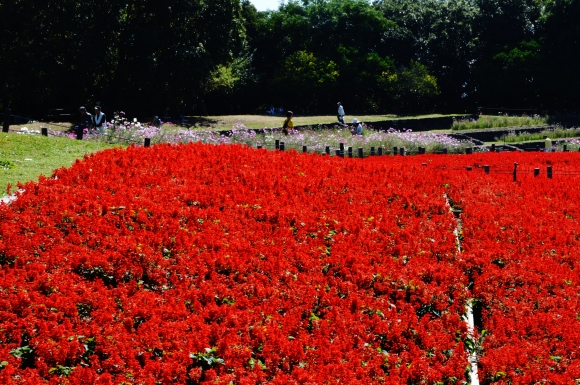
xmin=337 ymin=102 xmax=345 ymax=124
xmin=544 ymin=135 xmax=553 ymax=152
xmin=282 ymin=111 xmax=294 ymax=135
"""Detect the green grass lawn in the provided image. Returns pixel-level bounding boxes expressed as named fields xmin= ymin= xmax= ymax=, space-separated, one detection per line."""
xmin=451 ymin=115 xmax=548 ymax=130
xmin=9 ymin=114 xmax=462 ymax=132
xmin=182 ymin=113 xmax=461 ymax=130
xmin=0 ymin=133 xmax=119 ymax=194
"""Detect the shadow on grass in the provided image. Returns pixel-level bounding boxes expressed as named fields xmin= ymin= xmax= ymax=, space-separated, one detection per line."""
xmin=185 ymin=116 xmax=220 ymax=129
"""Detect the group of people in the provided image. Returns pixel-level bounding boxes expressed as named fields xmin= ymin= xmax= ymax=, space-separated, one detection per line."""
xmin=280 ymin=102 xmax=363 ymax=135
xmin=267 ymin=105 xmax=285 ymax=115
xmin=78 ymin=106 xmax=107 ymax=132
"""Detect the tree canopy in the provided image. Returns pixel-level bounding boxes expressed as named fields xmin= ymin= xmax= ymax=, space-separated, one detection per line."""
xmin=0 ymin=0 xmax=576 ymax=118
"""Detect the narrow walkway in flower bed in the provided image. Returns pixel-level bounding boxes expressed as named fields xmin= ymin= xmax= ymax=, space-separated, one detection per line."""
xmin=445 ymin=193 xmax=480 ymax=385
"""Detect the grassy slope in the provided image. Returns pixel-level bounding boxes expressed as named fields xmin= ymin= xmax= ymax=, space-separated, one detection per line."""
xmin=0 ymin=133 xmax=118 ymax=194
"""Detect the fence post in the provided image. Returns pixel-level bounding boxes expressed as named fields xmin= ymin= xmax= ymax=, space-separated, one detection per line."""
xmin=2 ymin=108 xmax=10 ymax=133
xmin=513 ymin=162 xmax=518 ymax=181
xmin=358 ymin=148 xmax=364 ymax=158
xmin=490 ymin=144 xmax=496 ymax=152
xmin=340 ymin=143 xmax=345 ymax=152
xmin=279 ymin=142 xmax=285 ymax=151
xmin=348 ymin=147 xmax=353 ymax=158
xmin=302 ymin=145 xmax=307 ymax=153
xmin=484 ymin=165 xmax=490 ymax=174
xmin=325 ymin=146 xmax=330 ymax=155
xmin=466 ymin=147 xmax=473 ymax=154
xmin=534 ymin=168 xmax=540 ymax=177
xmin=275 ymin=139 xmax=280 ymax=150
xmin=418 ymin=147 xmax=425 ymax=154
xmin=144 ymin=138 xmax=151 ymax=147
xmin=442 ymin=148 xmax=448 ymax=154
xmin=466 ymin=166 xmax=472 ymax=171
xmin=378 ymin=147 xmax=383 ymax=156
xmin=257 ymin=145 xmax=263 ymax=149
xmin=563 ymin=144 xmax=568 ymax=152
xmin=370 ymin=147 xmax=375 ymax=156
xmin=393 ymin=146 xmax=398 ymax=156
xmin=399 ymin=147 xmax=406 ymax=156
xmin=41 ymin=127 xmax=48 ymax=136
xmin=547 ymin=165 xmax=552 ymax=179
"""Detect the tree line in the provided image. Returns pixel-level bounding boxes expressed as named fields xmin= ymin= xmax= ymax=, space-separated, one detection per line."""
xmin=1 ymin=0 xmax=578 ymax=119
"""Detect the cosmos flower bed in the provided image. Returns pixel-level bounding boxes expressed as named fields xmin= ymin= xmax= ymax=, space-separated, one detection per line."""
xmin=2 ymin=145 xmax=580 ymax=384
xmin=0 ymin=144 xmax=469 ymax=384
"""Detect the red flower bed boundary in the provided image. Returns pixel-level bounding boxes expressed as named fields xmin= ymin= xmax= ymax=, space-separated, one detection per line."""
xmin=3 ymin=146 xmax=580 ymax=383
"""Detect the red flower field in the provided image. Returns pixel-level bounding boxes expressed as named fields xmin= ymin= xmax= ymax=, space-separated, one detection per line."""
xmin=1 ymin=144 xmax=579 ymax=384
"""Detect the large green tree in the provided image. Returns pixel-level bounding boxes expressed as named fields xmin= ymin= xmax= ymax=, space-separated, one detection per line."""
xmin=375 ymin=0 xmax=478 ymax=112
xmin=540 ymin=0 xmax=580 ymax=111
xmin=472 ymin=0 xmax=546 ymax=110
xmin=0 ymin=0 xmax=246 ymax=117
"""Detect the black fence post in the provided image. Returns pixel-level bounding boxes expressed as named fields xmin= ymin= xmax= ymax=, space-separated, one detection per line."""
xmin=280 ymin=142 xmax=285 ymax=151
xmin=513 ymin=162 xmax=518 ymax=182
xmin=348 ymin=147 xmax=353 ymax=158
xmin=257 ymin=145 xmax=263 ymax=149
xmin=41 ymin=127 xmax=48 ymax=136
xmin=2 ymin=108 xmax=10 ymax=133
xmin=275 ymin=139 xmax=280 ymax=150
xmin=442 ymin=148 xmax=448 ymax=154
xmin=399 ymin=147 xmax=405 ymax=156
xmin=370 ymin=147 xmax=375 ymax=156
xmin=491 ymin=144 xmax=496 ymax=152
xmin=393 ymin=146 xmax=398 ymax=156
xmin=358 ymin=148 xmax=364 ymax=158
xmin=325 ymin=146 xmax=330 ymax=155
xmin=144 ymin=138 xmax=151 ymax=147
xmin=378 ymin=147 xmax=383 ymax=156
xmin=484 ymin=165 xmax=490 ymax=174
xmin=547 ymin=166 xmax=552 ymax=179
xmin=302 ymin=145 xmax=307 ymax=153
xmin=534 ymin=168 xmax=540 ymax=177
xmin=466 ymin=147 xmax=473 ymax=154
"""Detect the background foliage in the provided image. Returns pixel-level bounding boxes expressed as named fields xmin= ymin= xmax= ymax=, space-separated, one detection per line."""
xmin=0 ymin=0 xmax=576 ymax=117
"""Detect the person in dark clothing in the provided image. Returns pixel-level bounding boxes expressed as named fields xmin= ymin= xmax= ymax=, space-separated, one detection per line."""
xmin=78 ymin=106 xmax=92 ymax=129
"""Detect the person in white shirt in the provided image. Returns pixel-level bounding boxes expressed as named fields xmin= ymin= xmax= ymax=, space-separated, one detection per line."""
xmin=93 ymin=106 xmax=107 ymax=133
xmin=351 ymin=118 xmax=363 ymax=135
xmin=544 ymin=135 xmax=552 ymax=152
xmin=337 ymin=102 xmax=345 ymax=124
